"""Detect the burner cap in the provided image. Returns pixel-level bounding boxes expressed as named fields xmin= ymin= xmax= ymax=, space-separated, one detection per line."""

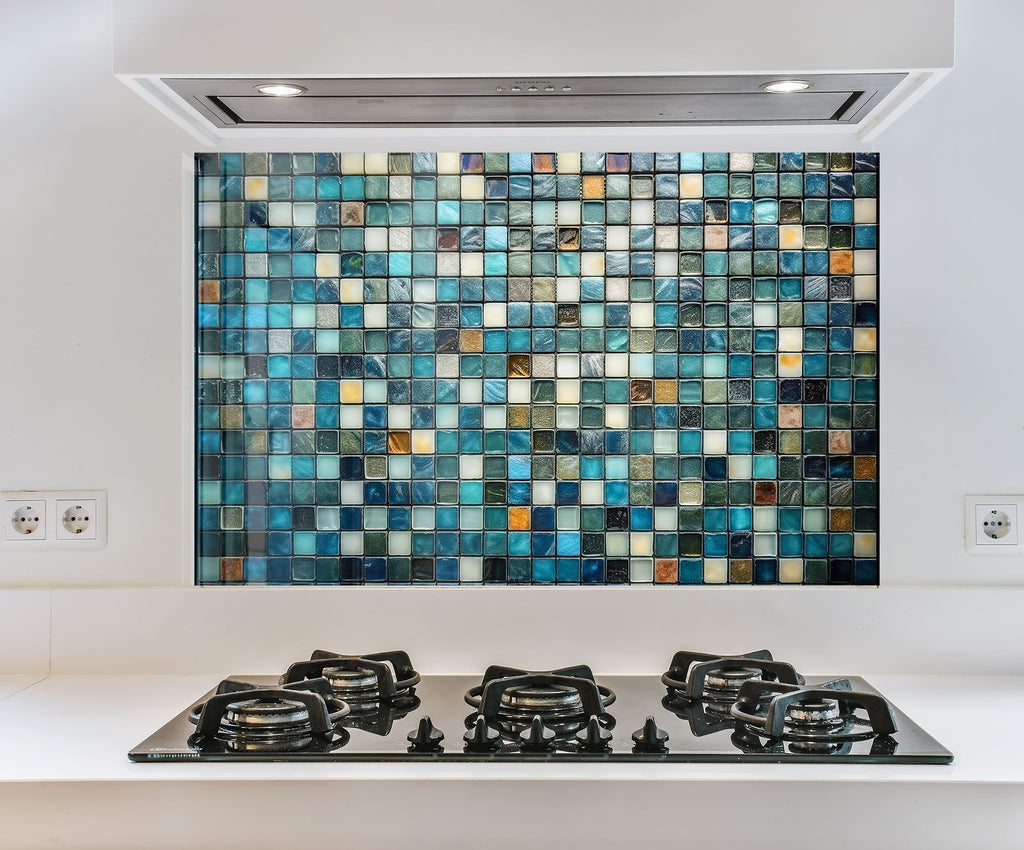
xmin=703 ymin=666 xmax=764 ymax=695
xmin=500 ymin=683 xmax=584 ymax=717
xmin=785 ymin=698 xmax=845 ymax=735
xmin=216 ymin=697 xmax=315 ymax=751
xmin=224 ymin=697 xmax=310 ymax=729
xmin=323 ymin=666 xmax=380 ymax=695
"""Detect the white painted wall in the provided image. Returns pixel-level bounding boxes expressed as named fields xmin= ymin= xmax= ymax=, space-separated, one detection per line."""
xmin=0 ymin=0 xmax=1021 ymax=591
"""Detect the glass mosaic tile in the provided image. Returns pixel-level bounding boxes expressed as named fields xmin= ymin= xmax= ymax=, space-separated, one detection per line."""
xmin=195 ymin=152 xmax=879 ymax=586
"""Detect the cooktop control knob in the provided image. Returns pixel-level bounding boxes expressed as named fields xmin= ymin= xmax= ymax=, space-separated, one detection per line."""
xmin=631 ymin=716 xmax=670 ymax=753
xmin=576 ymin=714 xmax=613 ymax=752
xmin=519 ymin=715 xmax=557 ymax=752
xmin=407 ymin=716 xmax=444 ymax=752
xmin=463 ymin=715 xmax=502 ymax=752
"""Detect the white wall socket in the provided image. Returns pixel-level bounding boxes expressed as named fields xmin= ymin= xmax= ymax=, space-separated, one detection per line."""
xmin=5 ymin=500 xmax=46 ymax=540
xmin=1 ymin=490 xmax=107 ymax=549
xmin=964 ymin=495 xmax=1024 ymax=556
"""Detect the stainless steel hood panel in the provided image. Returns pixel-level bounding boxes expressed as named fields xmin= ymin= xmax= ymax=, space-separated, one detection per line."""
xmin=165 ymin=74 xmax=904 ymax=129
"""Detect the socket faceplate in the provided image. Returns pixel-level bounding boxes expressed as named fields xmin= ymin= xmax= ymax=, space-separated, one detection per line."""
xmin=0 ymin=491 xmax=107 ymax=549
xmin=965 ymin=495 xmax=1024 ymax=556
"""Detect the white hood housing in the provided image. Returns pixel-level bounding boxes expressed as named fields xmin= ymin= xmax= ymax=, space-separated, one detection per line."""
xmin=113 ymin=0 xmax=953 ymax=145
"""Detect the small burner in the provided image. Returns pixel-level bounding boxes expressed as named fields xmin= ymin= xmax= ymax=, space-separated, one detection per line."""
xmin=784 ymin=698 xmax=846 ymax=735
xmin=703 ymin=666 xmax=767 ymax=701
xmin=281 ymin=650 xmax=420 ymax=706
xmin=731 ymin=678 xmax=898 ymax=744
xmin=187 ymin=677 xmax=350 ymax=753
xmin=321 ymin=666 xmax=385 ymax=707
xmin=662 ymin=649 xmax=804 ymax=704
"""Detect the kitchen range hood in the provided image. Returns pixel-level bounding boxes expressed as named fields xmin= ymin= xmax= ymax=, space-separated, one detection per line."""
xmin=162 ymin=74 xmax=906 ymax=130
xmin=113 ymin=0 xmax=953 ymax=145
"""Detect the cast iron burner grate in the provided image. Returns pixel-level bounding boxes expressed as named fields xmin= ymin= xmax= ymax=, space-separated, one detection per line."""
xmin=187 ymin=677 xmax=351 ymax=753
xmin=281 ymin=650 xmax=420 ymax=703
xmin=279 ymin=649 xmax=421 ymax=734
xmin=662 ymin=649 xmax=804 ymax=703
xmin=464 ymin=665 xmax=616 ymax=747
xmin=730 ymin=677 xmax=899 ymax=753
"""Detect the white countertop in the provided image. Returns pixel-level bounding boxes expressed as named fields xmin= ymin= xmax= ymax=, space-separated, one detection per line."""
xmin=0 ymin=675 xmax=47 ymax=703
xmin=0 ymin=673 xmax=1020 ymax=784
xmin=0 ymin=673 xmax=1022 ymax=850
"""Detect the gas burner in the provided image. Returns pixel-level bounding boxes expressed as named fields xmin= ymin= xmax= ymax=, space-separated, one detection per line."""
xmin=187 ymin=677 xmax=350 ymax=753
xmin=730 ymin=677 xmax=899 ymax=746
xmin=465 ymin=665 xmax=616 ymax=739
xmin=661 ymin=649 xmax=804 ymax=707
xmin=280 ymin=650 xmax=421 ymax=709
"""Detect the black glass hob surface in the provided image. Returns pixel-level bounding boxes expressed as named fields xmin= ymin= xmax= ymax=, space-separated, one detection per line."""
xmin=129 ymin=667 xmax=953 ymax=764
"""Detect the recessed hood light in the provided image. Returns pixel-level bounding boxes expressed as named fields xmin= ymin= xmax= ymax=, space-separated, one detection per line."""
xmin=760 ymin=80 xmax=813 ymax=93
xmin=255 ymin=83 xmax=307 ymax=97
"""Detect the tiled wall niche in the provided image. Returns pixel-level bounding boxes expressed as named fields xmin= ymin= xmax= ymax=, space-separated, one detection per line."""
xmin=195 ymin=152 xmax=879 ymax=586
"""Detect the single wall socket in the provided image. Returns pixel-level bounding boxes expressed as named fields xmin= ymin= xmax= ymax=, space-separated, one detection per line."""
xmin=964 ymin=495 xmax=1024 ymax=556
xmin=0 ymin=490 xmax=107 ymax=549
xmin=5 ymin=500 xmax=46 ymax=541
xmin=56 ymin=499 xmax=98 ymax=540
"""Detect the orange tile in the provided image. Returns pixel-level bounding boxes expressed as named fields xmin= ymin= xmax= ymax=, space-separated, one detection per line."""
xmin=654 ymin=380 xmax=677 ymax=403
xmin=754 ymin=481 xmax=777 ymax=505
xmin=508 ymin=354 xmax=531 ymax=377
xmin=532 ymin=153 xmax=556 ymax=173
xmin=854 ymin=456 xmax=878 ymax=479
xmin=387 ymin=431 xmax=411 ymax=453
xmin=830 ymin=250 xmax=854 ymax=274
xmin=198 ymin=280 xmax=220 ymax=303
xmin=460 ymin=329 xmax=483 ymax=352
xmin=221 ymin=558 xmax=244 ymax=582
xmin=582 ymin=175 xmax=606 ymax=198
xmin=829 ymin=508 xmax=853 ymax=531
xmin=629 ymin=379 xmax=653 ymax=402
xmin=508 ymin=507 xmax=531 ymax=530
xmin=655 ymin=559 xmax=677 ymax=583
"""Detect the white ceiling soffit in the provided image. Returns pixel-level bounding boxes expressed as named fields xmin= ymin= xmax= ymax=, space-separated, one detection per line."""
xmin=112 ymin=0 xmax=954 ymax=145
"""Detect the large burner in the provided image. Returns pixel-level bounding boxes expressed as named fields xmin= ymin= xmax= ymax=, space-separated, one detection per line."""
xmin=217 ymin=697 xmax=315 ymax=751
xmin=500 ymin=682 xmax=585 ymax=718
xmin=465 ymin=665 xmax=616 ymax=739
xmin=187 ymin=677 xmax=350 ymax=753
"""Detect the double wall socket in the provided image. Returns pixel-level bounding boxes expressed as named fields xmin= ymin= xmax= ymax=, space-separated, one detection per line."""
xmin=964 ymin=495 xmax=1024 ymax=556
xmin=2 ymin=490 xmax=107 ymax=549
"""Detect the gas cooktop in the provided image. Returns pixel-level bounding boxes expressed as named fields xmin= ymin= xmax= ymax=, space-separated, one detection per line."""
xmin=128 ymin=649 xmax=953 ymax=764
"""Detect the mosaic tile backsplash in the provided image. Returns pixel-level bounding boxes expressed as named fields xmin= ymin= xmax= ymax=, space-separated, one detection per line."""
xmin=195 ymin=151 xmax=879 ymax=586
